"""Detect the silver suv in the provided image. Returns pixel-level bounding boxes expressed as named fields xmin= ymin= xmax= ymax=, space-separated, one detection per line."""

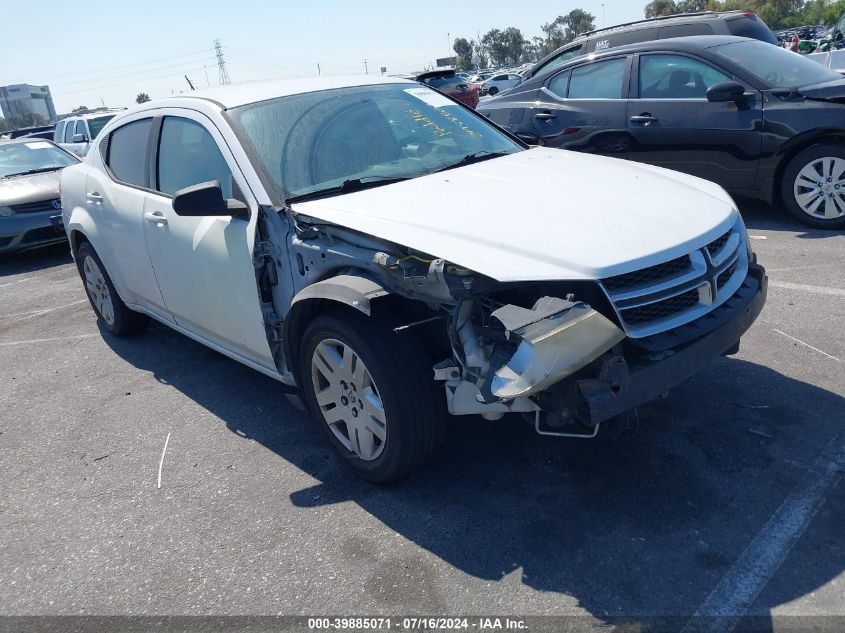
xmin=54 ymin=109 xmax=123 ymax=157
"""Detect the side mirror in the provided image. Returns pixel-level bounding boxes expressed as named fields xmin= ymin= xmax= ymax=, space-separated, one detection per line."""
xmin=172 ymin=180 xmax=249 ymax=219
xmin=706 ymin=81 xmax=746 ymax=103
xmin=71 ymin=133 xmax=87 ymax=143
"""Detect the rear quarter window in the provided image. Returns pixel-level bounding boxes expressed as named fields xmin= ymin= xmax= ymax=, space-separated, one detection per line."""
xmin=106 ymin=118 xmax=153 ymax=187
xmin=588 ymin=27 xmax=659 ymax=52
xmin=726 ymin=15 xmax=778 ymax=44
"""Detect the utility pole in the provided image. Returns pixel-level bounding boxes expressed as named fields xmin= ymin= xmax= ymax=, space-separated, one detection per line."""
xmin=317 ymin=63 xmax=321 ymax=75
xmin=447 ymin=32 xmax=450 ymax=62
xmin=203 ymin=65 xmax=210 ymax=87
xmin=214 ymin=39 xmax=230 ymax=85
xmin=363 ymin=58 xmax=368 ymax=74
xmin=602 ymin=3 xmax=606 ymax=28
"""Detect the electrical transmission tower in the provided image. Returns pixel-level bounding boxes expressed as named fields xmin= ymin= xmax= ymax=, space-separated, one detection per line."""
xmin=214 ymin=39 xmax=230 ymax=85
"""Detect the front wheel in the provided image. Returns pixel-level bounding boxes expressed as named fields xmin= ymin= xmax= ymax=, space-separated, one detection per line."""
xmin=299 ymin=310 xmax=445 ymax=482
xmin=781 ymin=144 xmax=845 ymax=229
xmin=76 ymin=241 xmax=150 ymax=336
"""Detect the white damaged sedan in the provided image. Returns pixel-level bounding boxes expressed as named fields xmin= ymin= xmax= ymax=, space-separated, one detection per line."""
xmin=61 ymin=76 xmax=767 ymax=481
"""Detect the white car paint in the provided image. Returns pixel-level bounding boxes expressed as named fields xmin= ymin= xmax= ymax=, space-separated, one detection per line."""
xmin=294 ymin=147 xmax=738 ymax=282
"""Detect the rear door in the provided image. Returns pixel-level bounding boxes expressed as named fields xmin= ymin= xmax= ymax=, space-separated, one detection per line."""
xmin=142 ymin=111 xmax=273 ymax=366
xmin=87 ymin=116 xmax=169 ymax=317
xmin=626 ymin=52 xmax=763 ymax=189
xmin=531 ymin=55 xmax=631 ymax=157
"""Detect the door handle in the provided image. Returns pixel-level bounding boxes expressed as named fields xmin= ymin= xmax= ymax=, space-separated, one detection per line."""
xmin=86 ymin=192 xmax=102 ymax=205
xmin=534 ymin=111 xmax=557 ymax=120
xmin=630 ymin=114 xmax=658 ymax=124
xmin=143 ymin=211 xmax=168 ymax=226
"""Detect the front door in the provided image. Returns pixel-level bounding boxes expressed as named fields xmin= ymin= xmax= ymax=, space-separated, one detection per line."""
xmin=141 ymin=112 xmax=274 ymax=367
xmin=626 ymin=52 xmax=763 ymax=190
xmin=531 ymin=55 xmax=631 ymax=157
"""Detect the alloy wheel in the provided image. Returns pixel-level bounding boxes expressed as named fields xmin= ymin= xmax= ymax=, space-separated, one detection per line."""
xmin=310 ymin=338 xmax=387 ymax=461
xmin=793 ymin=156 xmax=845 ymax=220
xmin=83 ymin=255 xmax=115 ymax=326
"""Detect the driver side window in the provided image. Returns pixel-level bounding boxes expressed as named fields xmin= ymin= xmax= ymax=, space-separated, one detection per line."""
xmin=639 ymin=54 xmax=731 ymax=99
xmin=156 ymin=117 xmax=233 ymax=198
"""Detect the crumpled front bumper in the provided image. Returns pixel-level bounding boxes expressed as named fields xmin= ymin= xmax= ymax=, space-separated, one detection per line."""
xmin=575 ymin=261 xmax=767 ymax=425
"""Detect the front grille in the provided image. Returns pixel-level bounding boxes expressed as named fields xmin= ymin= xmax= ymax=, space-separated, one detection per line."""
xmin=716 ymin=258 xmax=739 ymax=291
xmin=621 ymin=288 xmax=700 ymax=324
xmin=603 ymin=254 xmax=691 ymax=291
xmin=601 ymin=221 xmax=747 ymax=338
xmin=706 ymin=230 xmax=731 ymax=257
xmin=10 ymin=199 xmax=60 ymax=214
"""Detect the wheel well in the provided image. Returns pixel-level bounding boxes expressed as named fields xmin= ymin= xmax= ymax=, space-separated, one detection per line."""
xmin=773 ymin=133 xmax=845 ymax=205
xmin=282 ymin=294 xmax=446 ymax=389
xmin=69 ymin=229 xmax=88 ymax=259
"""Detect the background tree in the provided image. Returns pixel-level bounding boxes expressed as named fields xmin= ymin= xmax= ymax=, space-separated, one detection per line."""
xmin=453 ymin=38 xmax=473 ymax=70
xmin=136 ymin=93 xmax=151 ymax=104
xmin=559 ymin=8 xmax=596 ymax=40
xmin=645 ymin=0 xmax=679 ymax=17
xmin=72 ymin=105 xmax=88 ymax=113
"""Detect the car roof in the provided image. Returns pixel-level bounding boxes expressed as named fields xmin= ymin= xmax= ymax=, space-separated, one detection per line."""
xmin=579 ymin=10 xmax=755 ymax=40
xmin=167 ymin=75 xmax=416 ymax=110
xmin=535 ymin=34 xmax=753 ymax=72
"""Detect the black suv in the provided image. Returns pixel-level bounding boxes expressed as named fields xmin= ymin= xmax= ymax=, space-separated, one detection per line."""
xmin=525 ymin=11 xmax=777 ymax=81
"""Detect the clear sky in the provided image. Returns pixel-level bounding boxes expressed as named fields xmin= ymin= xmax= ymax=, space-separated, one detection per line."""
xmin=0 ymin=0 xmax=645 ymax=115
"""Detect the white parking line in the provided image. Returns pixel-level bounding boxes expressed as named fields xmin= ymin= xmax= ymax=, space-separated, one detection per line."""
xmin=0 ymin=299 xmax=88 ymax=323
xmin=769 ymin=280 xmax=845 ymax=297
xmin=0 ymin=333 xmax=99 ymax=347
xmin=773 ymin=329 xmax=841 ymax=362
xmin=0 ymin=265 xmax=75 ymax=289
xmin=680 ymin=442 xmax=844 ymax=633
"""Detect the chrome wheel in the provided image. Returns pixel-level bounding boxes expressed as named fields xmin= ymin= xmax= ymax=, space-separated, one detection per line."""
xmin=83 ymin=255 xmax=115 ymax=326
xmin=793 ymin=156 xmax=845 ymax=220
xmin=310 ymin=338 xmax=387 ymax=461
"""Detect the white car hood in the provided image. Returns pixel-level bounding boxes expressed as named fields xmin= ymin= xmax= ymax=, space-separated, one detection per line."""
xmin=292 ymin=147 xmax=738 ymax=282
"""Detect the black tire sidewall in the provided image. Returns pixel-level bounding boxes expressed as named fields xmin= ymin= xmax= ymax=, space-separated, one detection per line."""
xmin=76 ymin=242 xmax=148 ymax=336
xmin=488 ymin=87 xmax=498 ymax=95
xmin=781 ymin=143 xmax=845 ymax=229
xmin=298 ymin=310 xmax=442 ymax=482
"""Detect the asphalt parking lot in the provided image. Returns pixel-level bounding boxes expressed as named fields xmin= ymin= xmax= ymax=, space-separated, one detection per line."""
xmin=0 ymin=202 xmax=843 ymax=630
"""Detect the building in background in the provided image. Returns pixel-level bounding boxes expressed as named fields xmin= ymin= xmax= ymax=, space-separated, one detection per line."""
xmin=0 ymin=84 xmax=57 ymax=124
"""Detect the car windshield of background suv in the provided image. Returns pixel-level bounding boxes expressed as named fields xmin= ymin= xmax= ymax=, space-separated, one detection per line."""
xmin=0 ymin=142 xmax=77 ymax=178
xmin=229 ymin=83 xmax=521 ymax=203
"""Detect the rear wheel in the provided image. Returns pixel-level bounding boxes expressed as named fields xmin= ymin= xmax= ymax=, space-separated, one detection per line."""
xmin=299 ymin=309 xmax=445 ymax=482
xmin=487 ymin=86 xmax=499 ymax=96
xmin=76 ymin=241 xmax=150 ymax=336
xmin=781 ymin=144 xmax=845 ymax=229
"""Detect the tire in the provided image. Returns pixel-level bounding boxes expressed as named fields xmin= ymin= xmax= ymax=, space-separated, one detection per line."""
xmin=298 ymin=309 xmax=446 ymax=482
xmin=76 ymin=241 xmax=150 ymax=336
xmin=781 ymin=143 xmax=845 ymax=229
xmin=488 ymin=86 xmax=499 ymax=96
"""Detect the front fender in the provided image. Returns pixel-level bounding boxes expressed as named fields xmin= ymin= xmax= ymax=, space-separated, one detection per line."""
xmin=282 ymin=274 xmax=389 ymax=386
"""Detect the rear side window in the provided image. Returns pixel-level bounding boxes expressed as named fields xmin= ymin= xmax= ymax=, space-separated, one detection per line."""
xmin=107 ymin=118 xmax=152 ymax=187
xmin=534 ymin=44 xmax=584 ymax=77
xmin=659 ymin=23 xmax=713 ymax=38
xmin=63 ymin=120 xmax=76 ymax=143
xmin=156 ymin=117 xmax=233 ymax=198
xmin=726 ymin=15 xmax=778 ymax=44
xmin=54 ymin=121 xmax=65 ymax=143
xmin=588 ymin=27 xmax=659 ymax=52
xmin=568 ymin=58 xmax=627 ymax=99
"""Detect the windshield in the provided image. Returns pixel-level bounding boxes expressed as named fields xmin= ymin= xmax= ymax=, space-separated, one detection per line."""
xmin=87 ymin=115 xmax=115 ymax=140
xmin=0 ymin=141 xmax=78 ymax=178
xmin=229 ymin=83 xmax=521 ymax=202
xmin=713 ymin=39 xmax=842 ymax=89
